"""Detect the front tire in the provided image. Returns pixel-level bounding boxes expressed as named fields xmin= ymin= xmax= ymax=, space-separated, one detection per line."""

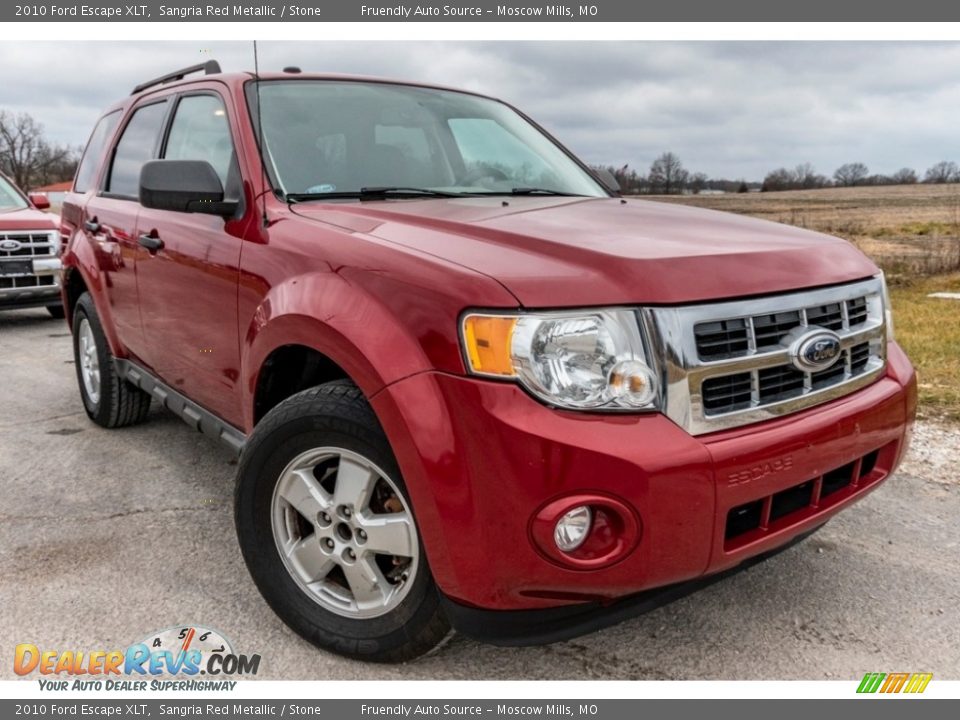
xmin=72 ymin=292 xmax=151 ymax=428
xmin=46 ymin=304 xmax=65 ymax=319
xmin=235 ymin=380 xmax=450 ymax=662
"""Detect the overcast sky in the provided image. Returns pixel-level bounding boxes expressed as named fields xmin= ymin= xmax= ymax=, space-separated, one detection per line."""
xmin=1 ymin=41 xmax=958 ymax=181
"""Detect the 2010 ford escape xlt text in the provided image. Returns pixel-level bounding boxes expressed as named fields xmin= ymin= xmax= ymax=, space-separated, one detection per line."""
xmin=60 ymin=61 xmax=917 ymax=662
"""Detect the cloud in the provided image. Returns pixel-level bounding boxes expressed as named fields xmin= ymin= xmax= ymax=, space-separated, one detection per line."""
xmin=1 ymin=41 xmax=958 ymax=180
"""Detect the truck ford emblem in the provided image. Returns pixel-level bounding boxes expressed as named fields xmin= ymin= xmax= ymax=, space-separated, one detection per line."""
xmin=0 ymin=239 xmax=22 ymax=251
xmin=789 ymin=328 xmax=842 ymax=373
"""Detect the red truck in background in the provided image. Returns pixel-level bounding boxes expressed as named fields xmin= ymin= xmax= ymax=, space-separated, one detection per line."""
xmin=59 ymin=61 xmax=917 ymax=662
xmin=0 ymin=171 xmax=63 ymax=317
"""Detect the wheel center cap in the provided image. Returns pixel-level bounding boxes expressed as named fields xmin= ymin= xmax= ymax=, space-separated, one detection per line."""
xmin=335 ymin=522 xmax=354 ymax=543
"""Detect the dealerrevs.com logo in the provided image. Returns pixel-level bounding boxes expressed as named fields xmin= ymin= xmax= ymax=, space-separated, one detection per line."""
xmin=14 ymin=626 xmax=261 ymax=691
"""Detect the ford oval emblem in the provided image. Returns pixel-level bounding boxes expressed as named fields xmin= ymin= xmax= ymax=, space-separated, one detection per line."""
xmin=790 ymin=329 xmax=842 ymax=373
xmin=0 ymin=239 xmax=22 ymax=252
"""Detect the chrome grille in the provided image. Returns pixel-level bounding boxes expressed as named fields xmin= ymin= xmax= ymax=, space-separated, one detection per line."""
xmin=0 ymin=232 xmax=57 ymax=259
xmin=694 ymin=296 xmax=867 ymax=361
xmin=643 ymin=277 xmax=888 ymax=435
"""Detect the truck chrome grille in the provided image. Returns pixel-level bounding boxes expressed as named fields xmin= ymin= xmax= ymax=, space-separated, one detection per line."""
xmin=643 ymin=277 xmax=888 ymax=435
xmin=0 ymin=232 xmax=57 ymax=259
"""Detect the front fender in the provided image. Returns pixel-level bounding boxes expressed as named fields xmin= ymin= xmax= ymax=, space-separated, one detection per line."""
xmin=240 ymin=271 xmax=434 ymax=432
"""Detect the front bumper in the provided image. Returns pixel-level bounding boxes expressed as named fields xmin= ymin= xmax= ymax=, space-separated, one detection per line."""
xmin=371 ymin=342 xmax=917 ymax=617
xmin=0 ymin=257 xmax=62 ymax=310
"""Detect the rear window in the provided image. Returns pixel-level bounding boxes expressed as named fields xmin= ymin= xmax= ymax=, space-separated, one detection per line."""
xmin=74 ymin=110 xmax=121 ymax=193
xmin=106 ymin=101 xmax=168 ymax=198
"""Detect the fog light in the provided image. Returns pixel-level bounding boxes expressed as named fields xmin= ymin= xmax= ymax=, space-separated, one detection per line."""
xmin=554 ymin=506 xmax=592 ymax=552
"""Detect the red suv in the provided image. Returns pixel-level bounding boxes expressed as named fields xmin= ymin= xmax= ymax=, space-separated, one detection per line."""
xmin=0 ymin=171 xmax=63 ymax=317
xmin=60 ymin=61 xmax=917 ymax=662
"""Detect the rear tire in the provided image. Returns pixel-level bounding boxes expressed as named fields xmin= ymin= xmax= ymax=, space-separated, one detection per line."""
xmin=72 ymin=292 xmax=151 ymax=428
xmin=235 ymin=380 xmax=451 ymax=662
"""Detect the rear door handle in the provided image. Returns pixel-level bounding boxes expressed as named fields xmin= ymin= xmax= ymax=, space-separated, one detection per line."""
xmin=84 ymin=219 xmax=100 ymax=233
xmin=138 ymin=233 xmax=164 ymax=252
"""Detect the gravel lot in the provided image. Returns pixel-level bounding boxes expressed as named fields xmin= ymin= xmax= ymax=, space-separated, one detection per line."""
xmin=1 ymin=306 xmax=958 ymax=680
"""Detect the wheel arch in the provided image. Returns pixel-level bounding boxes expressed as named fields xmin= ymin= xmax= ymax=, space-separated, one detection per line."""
xmin=61 ymin=244 xmax=125 ymax=357
xmin=241 ymin=272 xmax=434 ymax=433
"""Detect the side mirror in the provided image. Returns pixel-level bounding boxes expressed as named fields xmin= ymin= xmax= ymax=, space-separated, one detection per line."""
xmin=29 ymin=193 xmax=51 ymax=210
xmin=139 ymin=160 xmax=238 ymax=217
xmin=594 ymin=168 xmax=621 ymax=194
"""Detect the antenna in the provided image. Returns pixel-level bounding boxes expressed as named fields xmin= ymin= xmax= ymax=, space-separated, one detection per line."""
xmin=253 ymin=40 xmax=269 ymax=228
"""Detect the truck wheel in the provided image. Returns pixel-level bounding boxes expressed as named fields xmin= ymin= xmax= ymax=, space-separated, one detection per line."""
xmin=72 ymin=292 xmax=152 ymax=428
xmin=47 ymin=304 xmax=65 ymax=319
xmin=235 ymin=380 xmax=451 ymax=662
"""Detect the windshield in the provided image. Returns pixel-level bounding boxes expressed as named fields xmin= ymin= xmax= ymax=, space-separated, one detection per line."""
xmin=0 ymin=175 xmax=29 ymax=211
xmin=248 ymin=80 xmax=607 ymax=198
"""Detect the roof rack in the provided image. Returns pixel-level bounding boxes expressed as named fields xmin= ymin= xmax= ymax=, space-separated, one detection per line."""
xmin=131 ymin=60 xmax=222 ymax=95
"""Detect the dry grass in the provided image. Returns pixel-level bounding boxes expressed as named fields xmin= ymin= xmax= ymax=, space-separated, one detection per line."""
xmin=889 ymin=274 xmax=960 ymax=422
xmin=658 ymin=184 xmax=960 ymax=281
xmin=657 ymin=185 xmax=960 ymax=421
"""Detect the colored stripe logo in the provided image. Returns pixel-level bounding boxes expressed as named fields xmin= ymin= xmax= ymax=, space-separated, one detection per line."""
xmin=857 ymin=672 xmax=932 ymax=694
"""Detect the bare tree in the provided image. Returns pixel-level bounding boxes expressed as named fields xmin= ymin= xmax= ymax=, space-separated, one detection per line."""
xmin=761 ymin=167 xmax=793 ymax=192
xmin=688 ymin=172 xmax=708 ymax=194
xmin=0 ymin=110 xmax=77 ymax=190
xmin=890 ymin=167 xmax=918 ymax=185
xmin=923 ymin=161 xmax=959 ymax=184
xmin=793 ymin=163 xmax=828 ymax=189
xmin=833 ymin=162 xmax=869 ymax=187
xmin=648 ymin=152 xmax=688 ymax=194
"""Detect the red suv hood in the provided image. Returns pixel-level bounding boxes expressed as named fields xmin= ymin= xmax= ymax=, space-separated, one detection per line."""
xmin=0 ymin=206 xmax=59 ymax=231
xmin=290 ymin=197 xmax=878 ymax=306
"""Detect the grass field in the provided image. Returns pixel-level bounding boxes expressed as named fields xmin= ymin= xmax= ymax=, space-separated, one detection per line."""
xmin=659 ymin=185 xmax=960 ymax=421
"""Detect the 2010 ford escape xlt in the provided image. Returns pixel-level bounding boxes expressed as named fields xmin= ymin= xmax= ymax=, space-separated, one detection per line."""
xmin=60 ymin=61 xmax=917 ymax=662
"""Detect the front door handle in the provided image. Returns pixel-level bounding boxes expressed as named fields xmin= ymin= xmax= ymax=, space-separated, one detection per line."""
xmin=84 ymin=219 xmax=100 ymax=233
xmin=138 ymin=233 xmax=164 ymax=252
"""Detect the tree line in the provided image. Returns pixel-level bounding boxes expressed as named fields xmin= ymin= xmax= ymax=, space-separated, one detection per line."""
xmin=595 ymin=152 xmax=960 ymax=195
xmin=0 ymin=110 xmax=79 ymax=190
xmin=761 ymin=160 xmax=960 ymax=191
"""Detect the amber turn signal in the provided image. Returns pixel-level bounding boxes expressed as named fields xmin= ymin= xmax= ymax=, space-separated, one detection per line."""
xmin=462 ymin=315 xmax=518 ymax=377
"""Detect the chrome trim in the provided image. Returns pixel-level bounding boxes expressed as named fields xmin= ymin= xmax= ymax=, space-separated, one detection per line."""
xmin=32 ymin=257 xmax=62 ymax=274
xmin=643 ymin=278 xmax=887 ymax=435
xmin=0 ymin=230 xmax=59 ymax=259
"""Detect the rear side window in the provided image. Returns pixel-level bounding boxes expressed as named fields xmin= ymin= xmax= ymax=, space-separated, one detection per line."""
xmin=74 ymin=110 xmax=121 ymax=193
xmin=106 ymin=102 xmax=168 ymax=198
xmin=163 ymin=94 xmax=238 ymax=195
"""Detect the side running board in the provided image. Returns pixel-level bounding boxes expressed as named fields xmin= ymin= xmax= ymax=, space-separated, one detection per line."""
xmin=113 ymin=358 xmax=246 ymax=456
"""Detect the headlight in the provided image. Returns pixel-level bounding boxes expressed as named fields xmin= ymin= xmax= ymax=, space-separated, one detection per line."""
xmin=461 ymin=309 xmax=659 ymax=411
xmin=878 ymin=272 xmax=895 ymax=341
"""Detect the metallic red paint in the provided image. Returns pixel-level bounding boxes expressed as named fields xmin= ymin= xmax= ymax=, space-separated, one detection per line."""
xmin=59 ymin=71 xmax=918 ymax=617
xmin=530 ymin=494 xmax=642 ymax=570
xmin=371 ymin=347 xmax=914 ymax=609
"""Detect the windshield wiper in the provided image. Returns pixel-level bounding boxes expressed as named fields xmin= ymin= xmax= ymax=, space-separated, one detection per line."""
xmin=286 ymin=187 xmax=471 ymax=202
xmin=475 ymin=188 xmax=583 ymax=197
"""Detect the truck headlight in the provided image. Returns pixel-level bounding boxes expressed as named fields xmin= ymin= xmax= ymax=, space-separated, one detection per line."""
xmin=461 ymin=309 xmax=659 ymax=411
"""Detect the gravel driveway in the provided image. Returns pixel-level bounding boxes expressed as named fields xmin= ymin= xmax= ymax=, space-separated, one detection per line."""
xmin=1 ymin=307 xmax=957 ymax=680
